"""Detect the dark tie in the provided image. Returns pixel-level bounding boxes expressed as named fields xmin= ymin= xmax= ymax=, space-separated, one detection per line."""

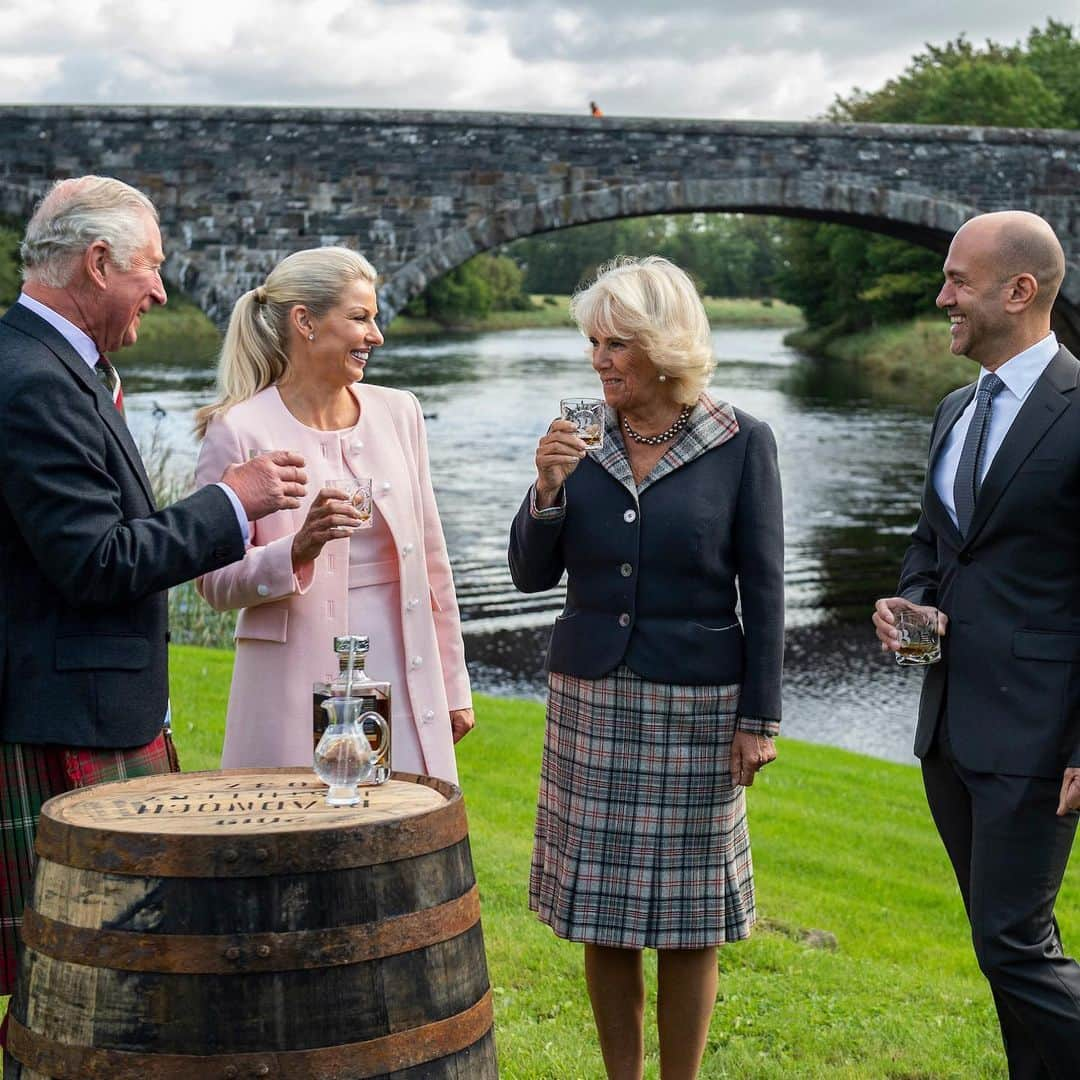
xmin=95 ymin=354 xmax=124 ymax=413
xmin=952 ymin=372 xmax=1005 ymax=537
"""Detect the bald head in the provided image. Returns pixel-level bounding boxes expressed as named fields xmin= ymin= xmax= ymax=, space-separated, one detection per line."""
xmin=955 ymin=211 xmax=1065 ymax=312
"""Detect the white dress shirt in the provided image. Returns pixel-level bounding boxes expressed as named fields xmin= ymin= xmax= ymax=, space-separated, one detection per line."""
xmin=16 ymin=292 xmax=249 ymax=542
xmin=932 ymin=332 xmax=1059 ymax=530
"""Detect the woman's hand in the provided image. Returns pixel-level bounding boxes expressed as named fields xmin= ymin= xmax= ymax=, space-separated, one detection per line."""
xmin=450 ymin=708 xmax=475 ymax=743
xmin=730 ymin=731 xmax=776 ymax=787
xmin=534 ymin=419 xmax=587 ymax=509
xmin=290 ymin=487 xmax=361 ymax=571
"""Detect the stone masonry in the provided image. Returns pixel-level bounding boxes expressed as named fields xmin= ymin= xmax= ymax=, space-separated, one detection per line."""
xmin=1 ymin=106 xmax=1078 ymax=344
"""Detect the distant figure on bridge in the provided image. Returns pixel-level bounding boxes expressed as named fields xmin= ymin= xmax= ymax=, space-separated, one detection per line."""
xmin=589 ymin=100 xmax=604 ymax=117
xmin=193 ymin=247 xmax=473 ymax=783
xmin=509 ymin=255 xmax=783 ymax=1078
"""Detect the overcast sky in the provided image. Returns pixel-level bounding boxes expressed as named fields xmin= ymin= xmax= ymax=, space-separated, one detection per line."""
xmin=2 ymin=1 xmax=1077 ymax=121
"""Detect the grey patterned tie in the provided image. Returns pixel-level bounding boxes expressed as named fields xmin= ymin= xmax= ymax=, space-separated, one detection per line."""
xmin=952 ymin=372 xmax=1005 ymax=537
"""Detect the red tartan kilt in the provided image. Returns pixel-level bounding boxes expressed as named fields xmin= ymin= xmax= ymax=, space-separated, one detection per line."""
xmin=0 ymin=732 xmax=175 ymax=998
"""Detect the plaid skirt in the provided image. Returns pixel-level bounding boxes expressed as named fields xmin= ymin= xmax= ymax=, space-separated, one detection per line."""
xmin=0 ymin=734 xmax=174 ymax=996
xmin=530 ymin=665 xmax=755 ymax=950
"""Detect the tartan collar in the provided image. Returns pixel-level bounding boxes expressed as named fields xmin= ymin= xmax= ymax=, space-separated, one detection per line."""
xmin=593 ymin=392 xmax=740 ymax=496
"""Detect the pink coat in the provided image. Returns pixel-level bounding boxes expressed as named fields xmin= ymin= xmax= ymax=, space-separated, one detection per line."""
xmin=194 ymin=383 xmax=471 ymax=783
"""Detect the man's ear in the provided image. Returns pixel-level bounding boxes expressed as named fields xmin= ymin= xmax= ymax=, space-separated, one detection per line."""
xmin=1005 ymin=272 xmax=1038 ymax=312
xmin=84 ymin=239 xmax=111 ymax=291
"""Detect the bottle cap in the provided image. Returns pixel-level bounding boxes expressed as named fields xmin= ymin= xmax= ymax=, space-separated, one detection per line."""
xmin=334 ymin=635 xmax=370 ymax=654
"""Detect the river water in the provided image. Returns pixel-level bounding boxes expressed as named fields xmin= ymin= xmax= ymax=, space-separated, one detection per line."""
xmin=123 ymin=326 xmax=937 ymax=766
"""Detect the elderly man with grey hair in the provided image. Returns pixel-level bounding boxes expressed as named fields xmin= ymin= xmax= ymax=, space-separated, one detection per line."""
xmin=0 ymin=176 xmax=308 ymax=1028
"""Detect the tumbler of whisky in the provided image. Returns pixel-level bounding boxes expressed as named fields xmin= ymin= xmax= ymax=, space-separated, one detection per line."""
xmin=326 ymin=477 xmax=373 ymax=529
xmin=560 ymin=398 xmax=605 ymax=451
xmin=896 ymin=608 xmax=941 ymax=666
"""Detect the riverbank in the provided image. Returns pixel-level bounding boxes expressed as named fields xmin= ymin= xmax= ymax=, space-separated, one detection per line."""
xmin=3 ymin=643 xmax=1059 ymax=1078
xmin=388 ymin=295 xmax=804 ymax=337
xmin=785 ymin=317 xmax=975 ymax=409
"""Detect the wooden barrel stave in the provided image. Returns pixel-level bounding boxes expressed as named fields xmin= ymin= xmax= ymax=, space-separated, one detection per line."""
xmin=29 ymin=840 xmax=476 ymax=937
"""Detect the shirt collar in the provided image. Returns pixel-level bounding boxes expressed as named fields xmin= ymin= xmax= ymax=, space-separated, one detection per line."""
xmin=980 ymin=332 xmax=1058 ymax=402
xmin=17 ymin=292 xmax=100 ymax=370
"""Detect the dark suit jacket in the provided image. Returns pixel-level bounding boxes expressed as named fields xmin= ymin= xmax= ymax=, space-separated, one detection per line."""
xmin=0 ymin=303 xmax=244 ymax=748
xmin=509 ymin=403 xmax=784 ymax=722
xmin=899 ymin=345 xmax=1080 ymax=778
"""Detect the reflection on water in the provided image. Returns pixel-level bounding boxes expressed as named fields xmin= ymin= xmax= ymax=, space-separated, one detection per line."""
xmin=124 ymin=326 xmax=934 ymax=766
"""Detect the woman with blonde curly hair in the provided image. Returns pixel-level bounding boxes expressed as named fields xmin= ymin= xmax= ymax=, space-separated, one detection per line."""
xmin=509 ymin=256 xmax=784 ymax=1078
xmin=194 ymin=247 xmax=473 ymax=782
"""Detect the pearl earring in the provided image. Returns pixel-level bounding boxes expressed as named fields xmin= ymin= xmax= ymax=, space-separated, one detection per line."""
xmin=308 ymin=332 xmax=315 ymax=341
xmin=658 ymin=374 xmax=667 ymax=382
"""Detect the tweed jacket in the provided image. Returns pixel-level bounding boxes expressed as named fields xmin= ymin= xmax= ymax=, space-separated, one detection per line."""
xmin=509 ymin=393 xmax=784 ymax=727
xmin=0 ymin=303 xmax=243 ymax=748
xmin=899 ymin=345 xmax=1080 ymax=777
xmin=195 ymin=383 xmax=471 ymax=782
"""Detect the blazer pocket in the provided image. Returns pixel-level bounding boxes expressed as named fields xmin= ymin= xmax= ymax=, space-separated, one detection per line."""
xmin=1021 ymin=456 xmax=1064 ymax=473
xmin=1013 ymin=629 xmax=1080 ymax=662
xmin=56 ymin=635 xmax=149 ymax=671
xmin=236 ymin=605 xmax=289 ymax=643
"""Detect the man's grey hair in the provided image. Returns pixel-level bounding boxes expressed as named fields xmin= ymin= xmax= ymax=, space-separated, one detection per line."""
xmin=21 ymin=176 xmax=158 ymax=288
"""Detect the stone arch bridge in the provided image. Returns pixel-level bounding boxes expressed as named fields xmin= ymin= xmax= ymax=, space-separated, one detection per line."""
xmin=1 ymin=106 xmax=1079 ymax=346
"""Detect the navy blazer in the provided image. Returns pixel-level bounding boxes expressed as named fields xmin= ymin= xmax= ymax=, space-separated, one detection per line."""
xmin=0 ymin=303 xmax=244 ymax=748
xmin=899 ymin=346 xmax=1080 ymax=777
xmin=509 ymin=398 xmax=784 ymax=722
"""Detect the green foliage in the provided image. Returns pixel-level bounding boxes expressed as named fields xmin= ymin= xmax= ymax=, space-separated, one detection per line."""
xmin=408 ymin=253 xmax=531 ymax=325
xmin=507 ymin=214 xmax=786 ymax=299
xmin=0 ymin=224 xmax=23 ymax=308
xmin=780 ymin=19 xmax=1080 ymax=334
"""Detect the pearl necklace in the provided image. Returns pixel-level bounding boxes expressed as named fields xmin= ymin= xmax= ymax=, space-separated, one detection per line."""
xmin=621 ymin=405 xmax=692 ymax=446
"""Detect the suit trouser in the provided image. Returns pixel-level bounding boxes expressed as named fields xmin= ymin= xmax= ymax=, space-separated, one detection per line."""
xmin=922 ymin=722 xmax=1080 ymax=1080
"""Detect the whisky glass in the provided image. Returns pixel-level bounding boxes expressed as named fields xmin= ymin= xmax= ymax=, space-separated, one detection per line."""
xmin=560 ymin=398 xmax=605 ymax=451
xmin=326 ymin=477 xmax=373 ymax=529
xmin=896 ymin=608 xmax=941 ymax=666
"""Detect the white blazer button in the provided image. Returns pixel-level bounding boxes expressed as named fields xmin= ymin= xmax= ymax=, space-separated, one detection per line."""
xmin=407 ymin=596 xmax=420 ymax=610
xmin=256 ymin=584 xmax=271 ymax=597
xmin=423 ymin=709 xmax=435 ymax=723
xmin=623 ymin=509 xmax=637 ymax=523
xmin=403 ymin=543 xmax=415 ymax=555
xmin=411 ymin=655 xmax=423 ymax=668
xmin=381 ymin=481 xmax=392 ymax=493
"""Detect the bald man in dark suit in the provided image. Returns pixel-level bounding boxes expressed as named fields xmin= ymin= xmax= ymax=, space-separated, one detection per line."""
xmin=875 ymin=211 xmax=1080 ymax=1079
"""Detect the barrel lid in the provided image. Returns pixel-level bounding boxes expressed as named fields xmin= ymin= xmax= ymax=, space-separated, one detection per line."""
xmin=35 ymin=769 xmax=466 ymax=877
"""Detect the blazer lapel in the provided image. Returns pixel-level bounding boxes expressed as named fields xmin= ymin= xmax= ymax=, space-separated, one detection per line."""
xmin=965 ymin=347 xmax=1078 ymax=543
xmin=4 ymin=304 xmax=157 ymax=507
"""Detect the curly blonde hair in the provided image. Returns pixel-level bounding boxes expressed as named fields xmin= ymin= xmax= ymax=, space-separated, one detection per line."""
xmin=569 ymin=256 xmax=714 ymax=405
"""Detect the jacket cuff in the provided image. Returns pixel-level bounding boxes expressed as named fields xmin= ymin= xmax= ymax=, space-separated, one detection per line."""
xmin=529 ymin=483 xmax=566 ymax=520
xmin=736 ymin=716 xmax=780 ymax=738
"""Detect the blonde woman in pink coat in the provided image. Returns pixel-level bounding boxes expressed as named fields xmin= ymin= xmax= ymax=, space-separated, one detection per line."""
xmin=194 ymin=248 xmax=473 ymax=783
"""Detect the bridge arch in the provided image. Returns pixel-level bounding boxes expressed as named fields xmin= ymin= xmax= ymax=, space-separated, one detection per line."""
xmin=382 ymin=179 xmax=1080 ymax=345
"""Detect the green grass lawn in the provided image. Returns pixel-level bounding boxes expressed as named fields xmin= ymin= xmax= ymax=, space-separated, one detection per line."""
xmin=5 ymin=644 xmax=1077 ymax=1078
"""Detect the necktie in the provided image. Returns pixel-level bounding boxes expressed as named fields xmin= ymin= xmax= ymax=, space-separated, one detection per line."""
xmin=952 ymin=372 xmax=1004 ymax=537
xmin=95 ymin=354 xmax=124 ymax=414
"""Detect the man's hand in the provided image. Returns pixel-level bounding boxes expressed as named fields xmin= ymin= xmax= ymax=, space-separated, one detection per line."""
xmin=221 ymin=451 xmax=307 ymax=520
xmin=873 ymin=597 xmax=948 ymax=653
xmin=731 ymin=731 xmax=776 ymax=788
xmin=450 ymin=708 xmax=475 ymax=743
xmin=1057 ymin=767 xmax=1080 ymax=816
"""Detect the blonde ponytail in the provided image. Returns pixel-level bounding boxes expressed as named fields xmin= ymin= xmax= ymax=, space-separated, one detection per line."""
xmin=195 ymin=247 xmax=377 ymax=438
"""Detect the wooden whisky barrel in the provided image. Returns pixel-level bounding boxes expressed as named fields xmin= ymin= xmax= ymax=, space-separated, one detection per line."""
xmin=4 ymin=769 xmax=497 ymax=1080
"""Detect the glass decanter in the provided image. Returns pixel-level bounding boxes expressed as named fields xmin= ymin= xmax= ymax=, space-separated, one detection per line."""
xmin=312 ymin=635 xmax=393 ymax=784
xmin=313 ymin=697 xmax=389 ymax=805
